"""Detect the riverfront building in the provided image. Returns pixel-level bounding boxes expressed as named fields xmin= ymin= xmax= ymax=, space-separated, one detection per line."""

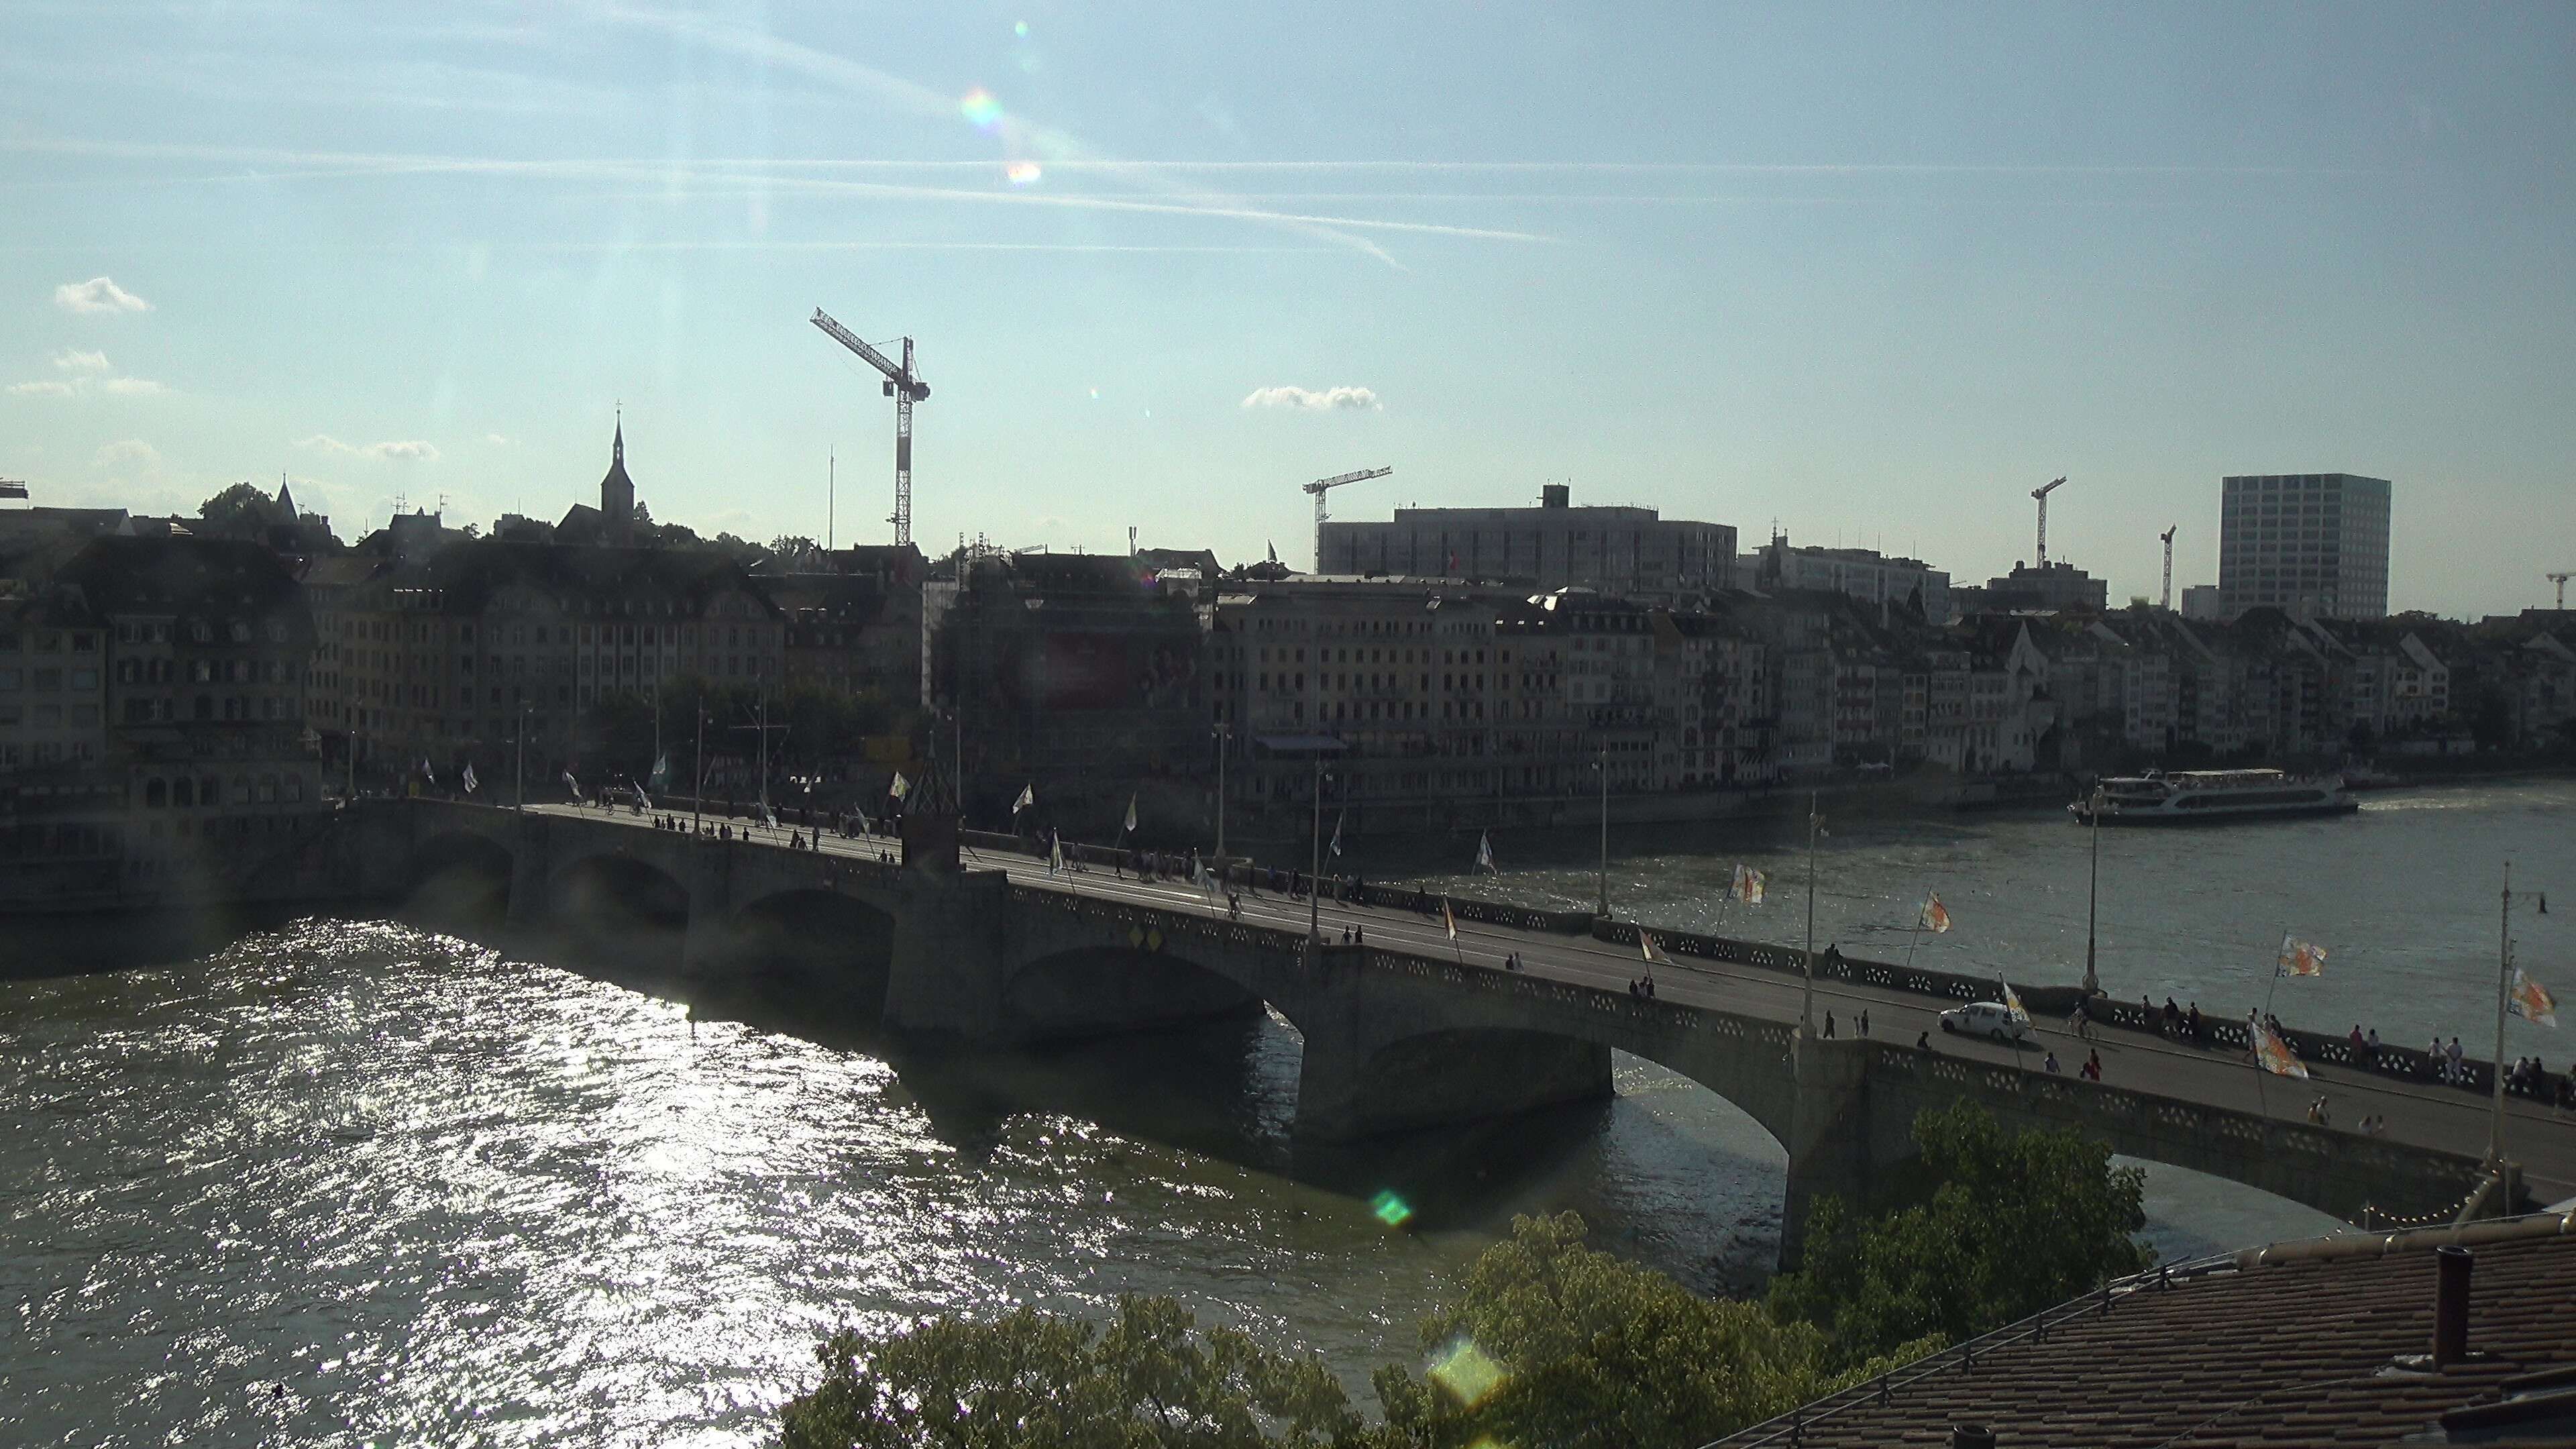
xmin=1316 ymin=485 xmax=1736 ymax=599
xmin=1740 ymin=534 xmax=1951 ymax=623
xmin=2219 ymin=472 xmax=2392 ymax=619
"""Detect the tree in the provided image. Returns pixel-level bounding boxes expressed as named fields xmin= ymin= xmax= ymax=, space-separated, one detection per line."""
xmin=1366 ymin=1212 xmax=1898 ymax=1449
xmin=773 ymin=1294 xmax=1361 ymax=1449
xmin=1768 ymin=1102 xmax=2150 ymax=1368
xmin=196 ymin=482 xmax=275 ymax=538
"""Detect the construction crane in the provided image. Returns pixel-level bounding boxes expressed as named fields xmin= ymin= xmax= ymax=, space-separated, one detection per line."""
xmin=1303 ymin=466 xmax=1392 ymax=572
xmin=2030 ymin=476 xmax=2068 ymax=567
xmin=2160 ymin=526 xmax=2178 ymax=610
xmin=2551 ymin=572 xmax=2573 ymax=610
xmin=810 ymin=307 xmax=929 ymax=548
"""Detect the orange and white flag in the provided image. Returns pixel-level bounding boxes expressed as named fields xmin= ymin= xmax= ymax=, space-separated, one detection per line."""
xmin=2277 ymin=934 xmax=2326 ymax=978
xmin=2509 ymin=967 xmax=2559 ymax=1029
xmin=1641 ymin=931 xmax=1666 ymax=965
xmin=1733 ymin=864 xmax=1767 ymax=905
xmin=2255 ymin=1020 xmax=2310 ymax=1079
xmin=1442 ymin=898 xmax=1458 ymax=942
xmin=1919 ymin=892 xmax=1952 ymax=934
xmin=2001 ymin=978 xmax=2029 ymax=1025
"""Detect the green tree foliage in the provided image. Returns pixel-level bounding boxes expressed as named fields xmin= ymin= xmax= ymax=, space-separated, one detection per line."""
xmin=195 ymin=482 xmax=276 ymax=538
xmin=1365 ymin=1212 xmax=1893 ymax=1449
xmin=773 ymin=1294 xmax=1361 ymax=1449
xmin=1768 ymin=1102 xmax=2151 ymax=1368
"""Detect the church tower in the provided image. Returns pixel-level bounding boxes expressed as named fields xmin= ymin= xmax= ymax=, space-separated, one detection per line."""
xmin=600 ymin=411 xmax=635 ymax=535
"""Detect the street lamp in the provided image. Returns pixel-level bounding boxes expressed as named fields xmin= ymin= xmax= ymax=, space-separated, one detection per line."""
xmin=1593 ymin=745 xmax=1609 ymax=917
xmin=1308 ymin=757 xmax=1328 ymax=941
xmin=2083 ymin=783 xmax=2106 ymax=997
xmin=1801 ymin=790 xmax=1821 ymax=1037
xmin=1213 ymin=721 xmax=1232 ymax=860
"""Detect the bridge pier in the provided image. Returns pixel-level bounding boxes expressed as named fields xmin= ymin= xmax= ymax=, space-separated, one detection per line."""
xmin=1778 ymin=1039 xmax=1884 ymax=1269
xmin=879 ymin=869 xmax=1015 ymax=1040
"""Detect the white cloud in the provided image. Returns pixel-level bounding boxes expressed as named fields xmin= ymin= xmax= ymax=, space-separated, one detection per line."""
xmin=297 ymin=433 xmax=441 ymax=462
xmin=485 ymin=432 xmax=509 ymax=445
xmin=54 ymin=276 xmax=152 ymax=313
xmin=10 ymin=352 xmax=166 ymax=398
xmin=93 ymin=439 xmax=162 ymax=470
xmin=1240 ymin=385 xmax=1382 ymax=412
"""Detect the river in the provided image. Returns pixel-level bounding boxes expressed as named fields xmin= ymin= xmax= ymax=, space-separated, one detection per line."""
xmin=3 ymin=781 xmax=2567 ymax=1447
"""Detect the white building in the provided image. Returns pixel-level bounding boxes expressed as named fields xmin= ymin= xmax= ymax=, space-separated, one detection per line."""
xmin=2218 ymin=473 xmax=2392 ymax=619
xmin=1740 ymin=535 xmax=1950 ymax=621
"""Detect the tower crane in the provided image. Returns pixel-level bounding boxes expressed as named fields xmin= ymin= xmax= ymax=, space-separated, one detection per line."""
xmin=2031 ymin=476 xmax=2068 ymax=567
xmin=2551 ymin=572 xmax=2573 ymax=610
xmin=1303 ymin=466 xmax=1392 ymax=572
xmin=2160 ymin=525 xmax=2178 ymax=610
xmin=810 ymin=307 xmax=930 ymax=548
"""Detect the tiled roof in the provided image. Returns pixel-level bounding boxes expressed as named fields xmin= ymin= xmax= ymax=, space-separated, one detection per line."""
xmin=1711 ymin=1213 xmax=2576 ymax=1449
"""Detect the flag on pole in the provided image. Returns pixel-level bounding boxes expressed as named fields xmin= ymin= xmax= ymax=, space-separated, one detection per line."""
xmin=2509 ymin=967 xmax=2559 ymax=1028
xmin=2276 ymin=934 xmax=2327 ymax=978
xmin=419 ymin=757 xmax=437 ymax=787
xmin=2000 ymin=977 xmax=2029 ymax=1024
xmin=562 ymin=770 xmax=582 ymax=800
xmin=1048 ymin=835 xmax=1065 ymax=876
xmin=1013 ymin=784 xmax=1034 ymax=815
xmin=2254 ymin=1020 xmax=2310 ymax=1079
xmin=462 ymin=763 xmax=478 ymax=795
xmin=1124 ymin=793 xmax=1138 ymax=835
xmin=1641 ymin=931 xmax=1666 ymax=965
xmin=1475 ymin=831 xmax=1495 ymax=874
xmin=888 ymin=771 xmax=910 ymax=801
xmin=1329 ymin=808 xmax=1344 ymax=858
xmin=650 ymin=753 xmax=670 ymax=790
xmin=761 ymin=802 xmax=778 ymax=830
xmin=1919 ymin=892 xmax=1952 ymax=934
xmin=1442 ymin=898 xmax=1458 ymax=942
xmin=1731 ymin=865 xmax=1767 ymax=905
xmin=637 ymin=786 xmax=654 ymax=812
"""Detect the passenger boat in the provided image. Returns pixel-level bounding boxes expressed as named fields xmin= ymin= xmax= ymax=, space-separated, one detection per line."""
xmin=2069 ymin=769 xmax=2358 ymax=825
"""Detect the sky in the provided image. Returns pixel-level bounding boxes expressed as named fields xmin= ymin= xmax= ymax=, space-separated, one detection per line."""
xmin=2 ymin=1 xmax=2570 ymax=616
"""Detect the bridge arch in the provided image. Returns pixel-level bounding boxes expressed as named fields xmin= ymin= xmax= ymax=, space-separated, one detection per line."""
xmin=405 ymin=829 xmax=516 ymax=925
xmin=722 ymin=888 xmax=900 ymax=1014
xmin=547 ymin=851 xmax=692 ymax=975
xmin=1001 ymin=944 xmax=1268 ymax=1044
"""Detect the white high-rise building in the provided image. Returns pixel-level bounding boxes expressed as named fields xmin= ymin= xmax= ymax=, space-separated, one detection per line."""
xmin=2218 ymin=474 xmax=2391 ymax=619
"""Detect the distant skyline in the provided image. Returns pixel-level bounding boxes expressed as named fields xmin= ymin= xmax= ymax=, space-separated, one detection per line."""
xmin=3 ymin=1 xmax=2569 ymax=616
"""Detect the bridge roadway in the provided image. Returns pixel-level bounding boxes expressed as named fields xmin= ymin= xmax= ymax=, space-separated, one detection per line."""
xmin=511 ymin=802 xmax=2576 ymax=1216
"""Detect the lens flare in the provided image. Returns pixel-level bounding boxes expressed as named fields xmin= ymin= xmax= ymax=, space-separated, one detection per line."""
xmin=960 ymin=87 xmax=1005 ymax=131
xmin=1428 ymin=1337 xmax=1507 ymax=1407
xmin=1014 ymin=19 xmax=1029 ymax=38
xmin=1005 ymin=160 xmax=1042 ymax=186
xmin=1369 ymin=1189 xmax=1412 ymax=1227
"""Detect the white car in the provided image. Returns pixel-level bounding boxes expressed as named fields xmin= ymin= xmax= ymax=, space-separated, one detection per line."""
xmin=1939 ymin=1001 xmax=2033 ymax=1044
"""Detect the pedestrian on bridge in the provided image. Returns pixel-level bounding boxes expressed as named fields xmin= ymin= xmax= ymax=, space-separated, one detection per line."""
xmin=1823 ymin=1011 xmax=1836 ymax=1039
xmin=1858 ymin=1008 xmax=1870 ymax=1038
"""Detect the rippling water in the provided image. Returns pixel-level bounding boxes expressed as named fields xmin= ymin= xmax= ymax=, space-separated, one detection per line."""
xmin=7 ymin=780 xmax=2564 ymax=1447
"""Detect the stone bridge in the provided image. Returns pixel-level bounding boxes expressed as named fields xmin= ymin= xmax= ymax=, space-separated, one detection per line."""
xmin=352 ymin=799 xmax=2502 ymax=1262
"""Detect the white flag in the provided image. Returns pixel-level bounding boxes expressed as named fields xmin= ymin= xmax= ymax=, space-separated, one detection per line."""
xmin=1641 ymin=931 xmax=1666 ymax=965
xmin=1049 ymin=835 xmax=1065 ymax=874
xmin=419 ymin=757 xmax=437 ymax=786
xmin=1475 ymin=831 xmax=1495 ymax=874
xmin=462 ymin=763 xmax=478 ymax=794
xmin=761 ymin=802 xmax=777 ymax=829
xmin=561 ymin=770 xmax=582 ymax=800
xmin=1013 ymin=784 xmax=1034 ymax=815
xmin=888 ymin=771 xmax=910 ymax=801
xmin=1124 ymin=794 xmax=1138 ymax=834
xmin=1329 ymin=808 xmax=1344 ymax=858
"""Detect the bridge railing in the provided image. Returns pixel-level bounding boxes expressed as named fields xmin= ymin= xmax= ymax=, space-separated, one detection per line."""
xmin=867 ymin=817 xmax=2564 ymax=1107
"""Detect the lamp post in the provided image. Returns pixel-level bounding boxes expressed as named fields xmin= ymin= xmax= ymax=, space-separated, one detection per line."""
xmin=1308 ymin=757 xmax=1326 ymax=941
xmin=1595 ymin=745 xmax=1610 ymax=917
xmin=692 ymin=702 xmax=706 ymax=836
xmin=2083 ymin=784 xmax=2106 ymax=997
xmin=1214 ymin=722 xmax=1232 ymax=860
xmin=2489 ymin=863 xmax=2514 ymax=1169
xmin=1802 ymin=790 xmax=1821 ymax=1037
xmin=513 ymin=705 xmax=529 ymax=812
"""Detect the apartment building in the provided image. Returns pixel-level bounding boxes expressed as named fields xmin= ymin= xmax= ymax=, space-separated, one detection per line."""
xmin=2218 ymin=473 xmax=2392 ymax=619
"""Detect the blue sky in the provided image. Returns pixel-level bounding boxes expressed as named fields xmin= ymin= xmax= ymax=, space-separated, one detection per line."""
xmin=3 ymin=1 xmax=2569 ymax=615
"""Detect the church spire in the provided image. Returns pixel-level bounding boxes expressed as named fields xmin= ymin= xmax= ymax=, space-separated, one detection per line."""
xmin=613 ymin=405 xmax=624 ymax=466
xmin=276 ymin=470 xmax=297 ymax=521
